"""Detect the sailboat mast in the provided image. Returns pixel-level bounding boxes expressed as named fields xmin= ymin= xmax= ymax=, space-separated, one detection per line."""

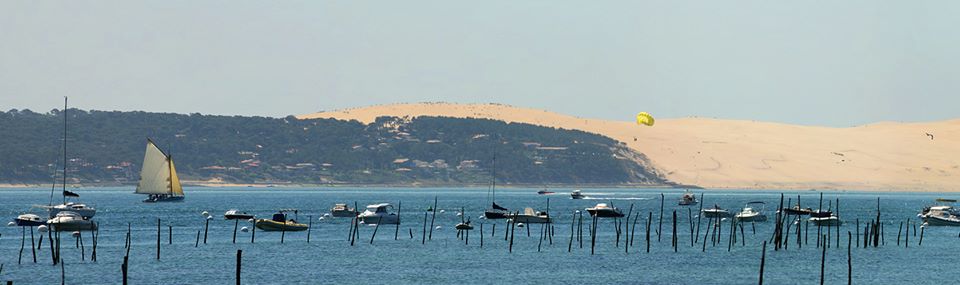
xmin=62 ymin=96 xmax=68 ymax=204
xmin=491 ymin=154 xmax=496 ymax=203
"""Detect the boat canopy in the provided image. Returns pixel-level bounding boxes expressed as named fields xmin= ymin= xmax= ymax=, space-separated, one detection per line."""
xmin=366 ymin=203 xmax=393 ymax=212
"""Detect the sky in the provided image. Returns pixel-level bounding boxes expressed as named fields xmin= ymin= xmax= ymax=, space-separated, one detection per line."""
xmin=1 ymin=1 xmax=958 ymax=127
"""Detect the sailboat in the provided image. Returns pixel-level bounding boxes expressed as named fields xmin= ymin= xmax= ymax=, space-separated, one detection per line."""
xmin=135 ymin=139 xmax=185 ymax=202
xmin=484 ymin=155 xmax=510 ymax=219
xmin=35 ymin=97 xmax=97 ymax=219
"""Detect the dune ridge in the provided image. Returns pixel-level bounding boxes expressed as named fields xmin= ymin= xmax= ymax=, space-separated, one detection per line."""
xmin=299 ymin=103 xmax=960 ymax=191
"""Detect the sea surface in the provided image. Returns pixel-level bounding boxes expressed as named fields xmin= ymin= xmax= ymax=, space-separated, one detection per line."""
xmin=1 ymin=187 xmax=958 ymax=284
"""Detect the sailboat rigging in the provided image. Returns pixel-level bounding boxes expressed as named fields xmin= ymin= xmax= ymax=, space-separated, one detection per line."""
xmin=484 ymin=154 xmax=510 ymax=219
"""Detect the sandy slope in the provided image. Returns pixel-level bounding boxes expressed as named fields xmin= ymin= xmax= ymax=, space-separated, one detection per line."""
xmin=299 ymin=103 xmax=960 ymax=191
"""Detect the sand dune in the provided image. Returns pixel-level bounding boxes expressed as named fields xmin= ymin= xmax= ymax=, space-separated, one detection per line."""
xmin=299 ymin=103 xmax=960 ymax=191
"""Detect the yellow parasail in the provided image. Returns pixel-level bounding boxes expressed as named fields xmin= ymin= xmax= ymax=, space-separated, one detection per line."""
xmin=636 ymin=112 xmax=655 ymax=126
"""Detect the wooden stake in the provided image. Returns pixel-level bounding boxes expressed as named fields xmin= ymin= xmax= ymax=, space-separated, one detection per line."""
xmin=307 ymin=216 xmax=312 ymax=243
xmin=203 ymin=218 xmax=210 ymax=244
xmin=236 ymin=250 xmax=242 ymax=285
xmin=394 ymin=201 xmax=401 ymax=240
xmin=156 ymin=218 xmax=161 ymax=260
xmin=820 ymin=235 xmax=827 ymax=285
xmin=428 ymin=197 xmax=438 ymax=241
xmin=758 ymin=240 xmax=767 ymax=285
xmin=232 ymin=219 xmax=239 ymax=244
xmin=658 ymin=193 xmax=664 ymax=241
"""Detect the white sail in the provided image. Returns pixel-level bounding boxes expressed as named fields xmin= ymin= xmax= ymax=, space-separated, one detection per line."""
xmin=135 ymin=140 xmax=172 ymax=195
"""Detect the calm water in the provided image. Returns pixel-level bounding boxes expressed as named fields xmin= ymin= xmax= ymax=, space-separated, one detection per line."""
xmin=1 ymin=187 xmax=958 ymax=284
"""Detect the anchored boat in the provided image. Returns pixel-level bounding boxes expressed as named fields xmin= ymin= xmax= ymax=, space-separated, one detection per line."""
xmin=255 ymin=211 xmax=308 ymax=231
xmin=702 ymin=205 xmax=732 ymax=218
xmin=586 ymin=203 xmax=625 ymax=218
xmin=330 ymin=203 xmax=358 ymax=218
xmin=679 ymin=191 xmax=698 ymax=206
xmin=47 ymin=212 xmax=97 ymax=232
xmin=358 ymin=203 xmax=400 ymax=224
xmin=224 ymin=209 xmax=254 ymax=220
xmin=734 ymin=202 xmax=767 ymax=222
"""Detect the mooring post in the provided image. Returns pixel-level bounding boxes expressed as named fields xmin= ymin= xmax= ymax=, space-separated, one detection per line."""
xmin=569 ymin=211 xmax=576 ymax=252
xmin=394 ymin=201 xmax=401 ymax=240
xmin=897 ymin=221 xmax=902 ymax=246
xmin=758 ymin=240 xmax=767 ymax=285
xmin=820 ymin=234 xmax=827 ymax=285
xmin=168 ymin=225 xmax=172 ymax=245
xmin=428 ymin=197 xmax=438 ymax=241
xmin=590 ymin=215 xmax=598 ymax=255
xmin=847 ymin=231 xmax=852 ymax=285
xmin=421 ymin=212 xmax=428 ymax=245
xmin=122 ymin=255 xmax=129 ymax=285
xmin=195 ymin=229 xmax=201 ymax=248
xmin=232 ymin=219 xmax=239 ymax=244
xmin=203 ymin=218 xmax=210 ymax=244
xmin=236 ymin=250 xmax=242 ymax=285
xmin=370 ymin=216 xmax=382 ymax=244
xmin=646 ymin=212 xmax=652 ymax=253
xmin=156 ymin=218 xmax=161 ymax=260
xmin=658 ymin=193 xmax=664 ymax=241
xmin=30 ymin=226 xmax=37 ymax=263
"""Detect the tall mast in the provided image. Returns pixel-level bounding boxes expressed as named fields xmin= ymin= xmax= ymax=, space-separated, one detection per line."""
xmin=491 ymin=153 xmax=496 ymax=203
xmin=62 ymin=96 xmax=68 ymax=204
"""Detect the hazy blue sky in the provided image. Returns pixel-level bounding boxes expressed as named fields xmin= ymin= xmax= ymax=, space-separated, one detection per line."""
xmin=1 ymin=1 xmax=957 ymax=126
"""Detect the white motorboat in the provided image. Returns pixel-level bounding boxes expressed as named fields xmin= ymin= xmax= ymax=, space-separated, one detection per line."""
xmin=586 ymin=203 xmax=625 ymax=218
xmin=734 ymin=202 xmax=767 ymax=222
xmin=358 ymin=203 xmax=400 ymax=224
xmin=14 ymin=213 xmax=46 ymax=227
xmin=808 ymin=215 xmax=843 ymax=227
xmin=47 ymin=212 xmax=97 ymax=232
xmin=702 ymin=205 xmax=732 ymax=218
xmin=511 ymin=208 xmax=551 ymax=224
xmin=679 ymin=191 xmax=698 ymax=206
xmin=923 ymin=207 xmax=960 ymax=226
xmin=570 ymin=190 xmax=586 ymax=200
xmin=224 ymin=209 xmax=254 ymax=220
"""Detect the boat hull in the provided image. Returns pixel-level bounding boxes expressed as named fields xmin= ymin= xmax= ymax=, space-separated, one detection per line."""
xmin=484 ymin=210 xmax=510 ymax=220
xmin=512 ymin=215 xmax=551 ymax=224
xmin=782 ymin=208 xmax=812 ymax=216
xmin=14 ymin=214 xmax=46 ymax=227
xmin=144 ymin=195 xmax=185 ymax=203
xmin=587 ymin=209 xmax=625 ymax=218
xmin=225 ymin=214 xmax=254 ymax=220
xmin=735 ymin=214 xmax=767 ymax=222
xmin=48 ymin=219 xmax=97 ymax=232
xmin=255 ymin=219 xmax=309 ymax=231
xmin=924 ymin=214 xmax=960 ymax=226
xmin=330 ymin=210 xmax=357 ymax=218
xmin=808 ymin=216 xmax=842 ymax=227
xmin=358 ymin=213 xmax=399 ymax=225
xmin=702 ymin=210 xmax=732 ymax=218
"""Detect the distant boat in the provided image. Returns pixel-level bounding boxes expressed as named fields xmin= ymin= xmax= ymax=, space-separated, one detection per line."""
xmin=781 ymin=205 xmax=813 ymax=216
xmin=330 ymin=203 xmax=358 ymax=217
xmin=135 ymin=139 xmax=185 ymax=203
xmin=358 ymin=203 xmax=400 ymax=224
xmin=570 ymin=190 xmax=586 ymax=200
xmin=537 ymin=190 xmax=555 ymax=195
xmin=255 ymin=211 xmax=308 ymax=231
xmin=511 ymin=208 xmax=551 ymax=224
xmin=679 ymin=191 xmax=698 ymax=206
xmin=734 ymin=202 xmax=767 ymax=222
xmin=47 ymin=212 xmax=97 ymax=232
xmin=224 ymin=209 xmax=254 ymax=220
xmin=808 ymin=215 xmax=842 ymax=226
xmin=13 ymin=213 xmax=45 ymax=227
xmin=586 ymin=203 xmax=625 ymax=218
xmin=924 ymin=210 xmax=960 ymax=226
xmin=484 ymin=155 xmax=511 ymax=219
xmin=702 ymin=205 xmax=732 ymax=218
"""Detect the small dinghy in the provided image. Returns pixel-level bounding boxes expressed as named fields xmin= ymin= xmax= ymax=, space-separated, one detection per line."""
xmin=255 ymin=211 xmax=308 ymax=232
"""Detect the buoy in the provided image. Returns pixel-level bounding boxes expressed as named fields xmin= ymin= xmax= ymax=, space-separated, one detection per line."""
xmin=71 ymin=231 xmax=81 ymax=237
xmin=517 ymin=223 xmax=525 ymax=228
xmin=201 ymin=211 xmax=210 ymax=217
xmin=6 ymin=222 xmax=15 ymax=227
xmin=206 ymin=216 xmax=214 ymax=220
xmin=456 ymin=212 xmax=463 ymax=216
xmin=38 ymin=225 xmax=49 ymax=233
xmin=319 ymin=217 xmax=325 ymax=221
xmin=248 ymin=218 xmax=256 ymax=223
xmin=435 ymin=226 xmax=443 ymax=230
xmin=323 ymin=213 xmax=331 ymax=217
xmin=479 ymin=215 xmax=486 ymax=219
xmin=240 ymin=227 xmax=249 ymax=233
xmin=439 ymin=210 xmax=446 ymax=214
xmin=575 ymin=210 xmax=581 ymax=213
xmin=359 ymin=221 xmax=366 ymax=224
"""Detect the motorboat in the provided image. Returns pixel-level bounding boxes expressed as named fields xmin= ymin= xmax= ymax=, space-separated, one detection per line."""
xmin=808 ymin=215 xmax=843 ymax=226
xmin=46 ymin=212 xmax=97 ymax=232
xmin=570 ymin=190 xmax=586 ymax=200
xmin=511 ymin=208 xmax=551 ymax=224
xmin=781 ymin=205 xmax=813 ymax=216
xmin=919 ymin=198 xmax=960 ymax=219
xmin=702 ymin=205 xmax=732 ymax=218
xmin=586 ymin=203 xmax=625 ymax=218
xmin=44 ymin=202 xmax=96 ymax=219
xmin=924 ymin=209 xmax=960 ymax=226
xmin=358 ymin=203 xmax=400 ymax=224
xmin=537 ymin=190 xmax=555 ymax=195
xmin=330 ymin=203 xmax=358 ymax=218
xmin=679 ymin=191 xmax=698 ymax=206
xmin=455 ymin=221 xmax=475 ymax=230
xmin=255 ymin=212 xmax=308 ymax=231
xmin=734 ymin=202 xmax=767 ymax=222
xmin=224 ymin=209 xmax=254 ymax=220
xmin=13 ymin=213 xmax=46 ymax=227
